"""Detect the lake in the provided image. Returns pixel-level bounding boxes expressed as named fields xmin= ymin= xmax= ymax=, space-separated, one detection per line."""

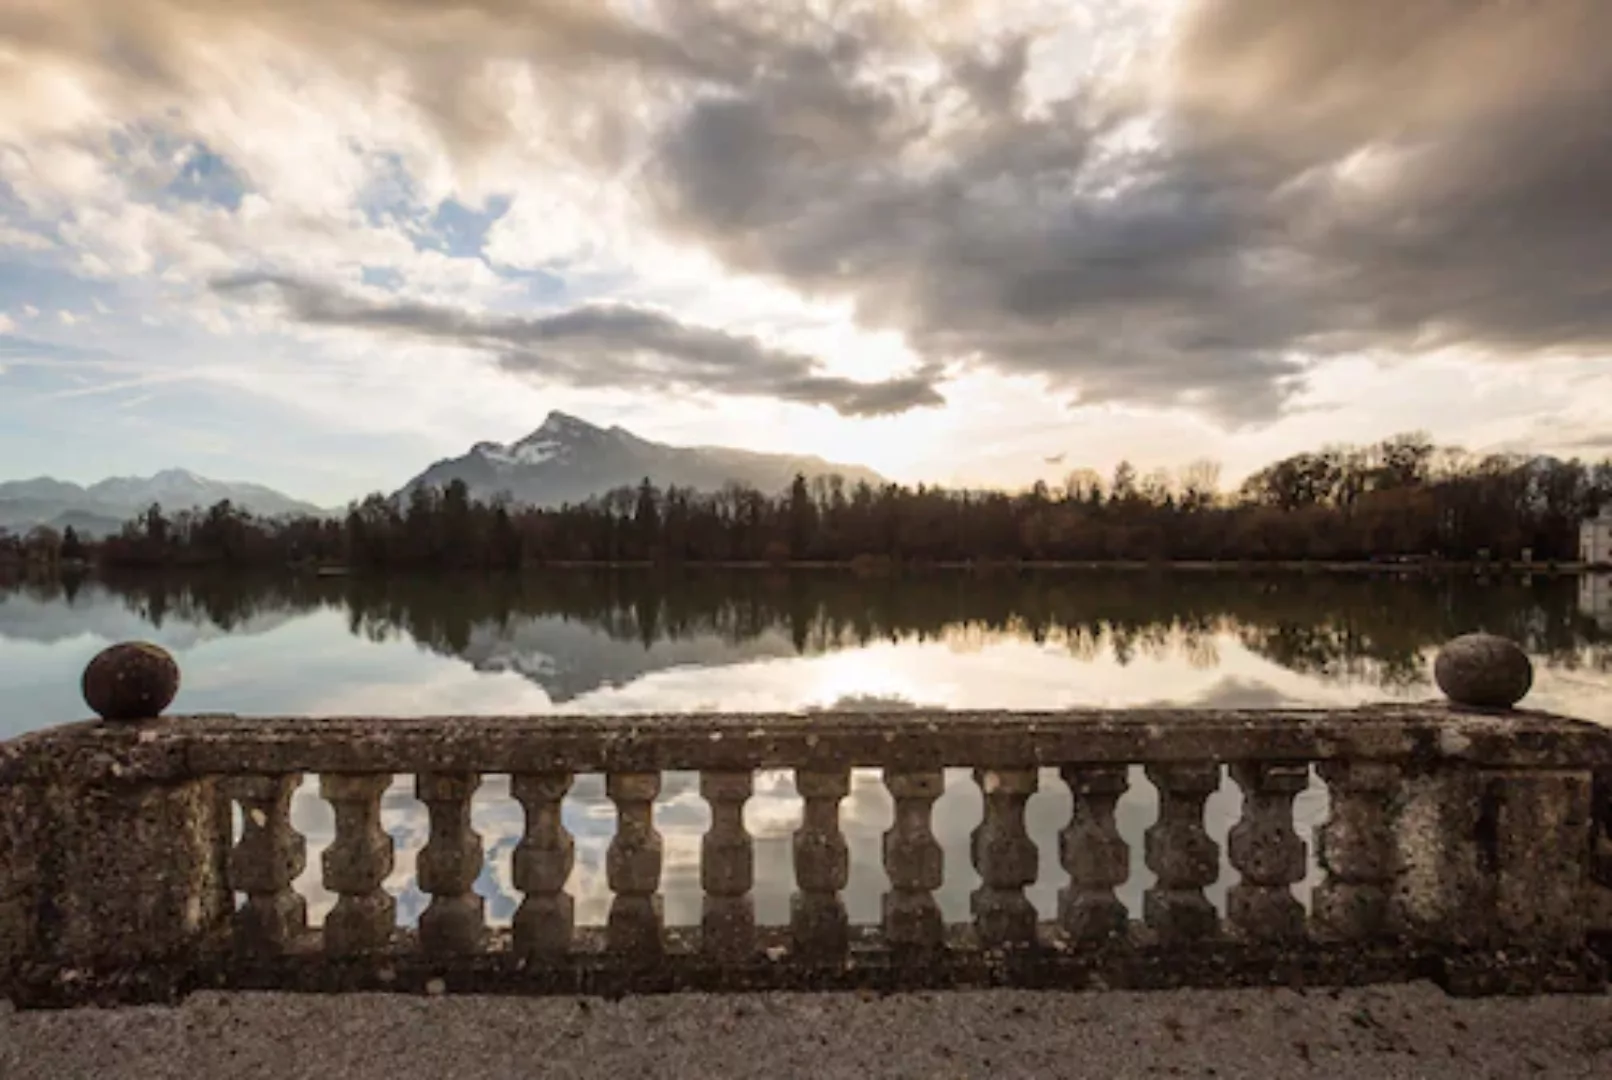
xmin=4 ymin=569 xmax=1610 ymax=934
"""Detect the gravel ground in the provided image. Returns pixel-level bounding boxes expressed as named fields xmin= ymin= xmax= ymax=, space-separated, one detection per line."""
xmin=4 ymin=983 xmax=1611 ymax=1079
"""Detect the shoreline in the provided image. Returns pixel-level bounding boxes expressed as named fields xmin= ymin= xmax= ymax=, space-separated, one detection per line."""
xmin=520 ymin=558 xmax=1602 ymax=575
xmin=12 ymin=557 xmax=1601 ymax=578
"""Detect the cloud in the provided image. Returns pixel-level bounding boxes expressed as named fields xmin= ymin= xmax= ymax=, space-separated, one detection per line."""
xmin=0 ymin=223 xmax=55 ymax=251
xmin=0 ymin=313 xmax=12 ymax=333
xmin=1167 ymin=1 xmax=1612 ymax=352
xmin=1139 ymin=676 xmax=1305 ymax=711
xmin=642 ymin=30 xmax=1305 ymax=423
xmin=639 ymin=1 xmax=1612 ymax=422
xmin=213 ymin=273 xmax=945 ymax=417
xmin=5 ymin=1 xmax=1612 ymax=428
xmin=1502 ymin=417 xmax=1612 ymax=458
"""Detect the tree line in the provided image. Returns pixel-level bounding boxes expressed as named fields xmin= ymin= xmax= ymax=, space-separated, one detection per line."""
xmin=5 ymin=431 xmax=1609 ymax=570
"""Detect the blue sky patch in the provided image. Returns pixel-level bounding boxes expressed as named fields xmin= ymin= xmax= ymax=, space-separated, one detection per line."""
xmin=360 ymin=265 xmax=406 ymax=290
xmin=419 ymin=194 xmax=512 ymax=259
xmin=0 ymin=259 xmax=118 ymax=322
xmin=164 ymin=145 xmax=247 ymax=211
xmin=358 ymin=151 xmax=420 ymax=229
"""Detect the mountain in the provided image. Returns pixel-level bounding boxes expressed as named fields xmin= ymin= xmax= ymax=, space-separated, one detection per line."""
xmin=83 ymin=469 xmax=321 ymax=518
xmin=0 ymin=468 xmax=324 ymax=538
xmin=403 ymin=411 xmax=885 ymax=507
xmin=42 ymin=509 xmax=127 ymax=539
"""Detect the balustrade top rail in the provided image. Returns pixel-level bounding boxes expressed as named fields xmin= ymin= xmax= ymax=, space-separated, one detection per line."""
xmin=2 ymin=634 xmax=1610 ymax=1009
xmin=7 ymin=705 xmax=1612 ymax=782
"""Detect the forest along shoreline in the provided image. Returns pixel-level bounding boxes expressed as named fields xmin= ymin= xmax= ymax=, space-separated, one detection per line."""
xmin=3 ymin=432 xmax=1610 ymax=574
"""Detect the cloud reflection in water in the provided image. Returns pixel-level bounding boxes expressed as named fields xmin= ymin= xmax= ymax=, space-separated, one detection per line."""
xmin=280 ymin=763 xmax=1331 ymax=932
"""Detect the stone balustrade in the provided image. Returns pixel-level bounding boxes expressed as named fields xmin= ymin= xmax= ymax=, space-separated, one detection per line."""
xmin=0 ymin=636 xmax=1609 ymax=1008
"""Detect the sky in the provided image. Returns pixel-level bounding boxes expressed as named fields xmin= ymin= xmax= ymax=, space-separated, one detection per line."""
xmin=1 ymin=0 xmax=1610 ymax=506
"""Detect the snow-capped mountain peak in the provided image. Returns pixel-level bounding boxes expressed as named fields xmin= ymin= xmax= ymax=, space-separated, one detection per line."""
xmin=471 ymin=412 xmax=607 ymax=470
xmin=530 ymin=410 xmax=601 ymax=439
xmin=468 ymin=411 xmax=635 ymax=471
xmin=405 ymin=411 xmax=884 ymax=508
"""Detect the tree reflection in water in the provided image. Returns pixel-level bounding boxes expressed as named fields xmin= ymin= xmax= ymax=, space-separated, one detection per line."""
xmin=30 ymin=568 xmax=1608 ymax=690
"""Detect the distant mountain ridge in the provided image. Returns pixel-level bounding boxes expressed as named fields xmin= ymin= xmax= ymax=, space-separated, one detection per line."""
xmin=2 ymin=415 xmax=886 ymax=539
xmin=0 ymin=468 xmax=325 ymax=539
xmin=403 ymin=411 xmax=885 ymax=507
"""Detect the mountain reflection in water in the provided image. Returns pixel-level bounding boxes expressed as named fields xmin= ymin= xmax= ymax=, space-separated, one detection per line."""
xmin=7 ymin=570 xmax=1609 ymax=703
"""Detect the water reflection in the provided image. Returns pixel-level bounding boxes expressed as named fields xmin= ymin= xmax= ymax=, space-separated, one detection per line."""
xmin=4 ymin=570 xmax=1609 ymax=712
xmin=5 ymin=569 xmax=1609 ymax=932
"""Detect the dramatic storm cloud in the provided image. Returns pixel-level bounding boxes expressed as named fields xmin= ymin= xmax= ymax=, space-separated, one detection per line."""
xmin=642 ymin=0 xmax=1612 ymax=418
xmin=2 ymin=0 xmax=1610 ymax=500
xmin=214 ymin=273 xmax=943 ymax=417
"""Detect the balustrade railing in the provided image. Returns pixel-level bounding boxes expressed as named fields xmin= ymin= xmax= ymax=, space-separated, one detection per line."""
xmin=1 ymin=635 xmax=1609 ymax=1007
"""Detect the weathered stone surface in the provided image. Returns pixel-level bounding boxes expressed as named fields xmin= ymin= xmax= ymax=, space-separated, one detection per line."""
xmin=1226 ymin=762 xmax=1308 ymax=941
xmin=1486 ymin=768 xmax=1593 ymax=946
xmin=1144 ymin=764 xmax=1220 ymax=942
xmin=4 ymin=702 xmax=1612 ymax=1007
xmin=2 ymin=771 xmax=230 ymax=1003
xmin=1595 ymin=768 xmax=1612 ymax=890
xmin=701 ymin=771 xmax=755 ymax=959
xmin=1392 ymin=768 xmax=1496 ymax=947
xmin=416 ymin=772 xmax=485 ymax=956
xmin=0 ymin=780 xmax=44 ymax=990
xmin=511 ymin=772 xmax=574 ymax=960
xmin=320 ymin=774 xmax=394 ymax=956
xmin=81 ymin=642 xmax=180 ymax=722
xmin=136 ymin=706 xmax=1611 ymax=778
xmin=883 ymin=770 xmax=944 ymax=950
xmin=1314 ymin=761 xmax=1401 ymax=940
xmin=607 ymin=772 xmax=664 ymax=958
xmin=970 ymin=768 xmax=1037 ymax=947
xmin=792 ymin=769 xmax=850 ymax=961
xmin=222 ymin=774 xmax=306 ymax=954
xmin=1059 ymin=765 xmax=1130 ymax=942
xmin=1434 ymin=634 xmax=1533 ymax=709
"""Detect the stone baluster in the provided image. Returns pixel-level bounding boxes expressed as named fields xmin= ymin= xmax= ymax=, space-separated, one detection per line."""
xmin=701 ymin=771 xmax=755 ymax=958
xmin=511 ymin=772 xmax=575 ymax=960
xmin=883 ymin=769 xmax=945 ymax=949
xmin=791 ymin=769 xmax=851 ymax=961
xmin=1059 ymin=765 xmax=1130 ymax=943
xmin=223 ymin=774 xmax=307 ymax=954
xmin=416 ymin=772 xmax=484 ymax=955
xmin=1227 ymin=762 xmax=1308 ymax=940
xmin=320 ymin=773 xmax=395 ymax=956
xmin=1144 ymin=764 xmax=1220 ymax=941
xmin=606 ymin=772 xmax=663 ymax=957
xmin=971 ymin=768 xmax=1038 ymax=947
xmin=1314 ymin=761 xmax=1401 ymax=939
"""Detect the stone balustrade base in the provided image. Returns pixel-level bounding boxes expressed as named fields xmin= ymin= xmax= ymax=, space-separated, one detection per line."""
xmin=7 ymin=925 xmax=1606 ymax=1009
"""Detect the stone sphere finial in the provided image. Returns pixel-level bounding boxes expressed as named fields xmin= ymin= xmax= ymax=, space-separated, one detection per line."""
xmin=82 ymin=641 xmax=180 ymax=721
xmin=1433 ymin=633 xmax=1533 ymax=710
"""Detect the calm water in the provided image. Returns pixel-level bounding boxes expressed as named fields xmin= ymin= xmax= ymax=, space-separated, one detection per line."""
xmin=4 ymin=570 xmax=1610 ymax=932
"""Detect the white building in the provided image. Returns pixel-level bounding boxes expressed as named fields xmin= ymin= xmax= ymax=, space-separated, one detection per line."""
xmin=1581 ymin=573 xmax=1612 ymax=631
xmin=1582 ymin=509 xmax=1612 ymax=566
